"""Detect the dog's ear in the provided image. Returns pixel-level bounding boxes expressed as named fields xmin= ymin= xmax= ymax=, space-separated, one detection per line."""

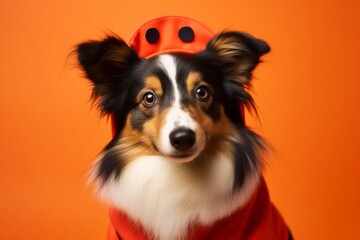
xmin=203 ymin=32 xmax=270 ymax=112
xmin=76 ymin=36 xmax=140 ymax=114
xmin=206 ymin=31 xmax=270 ymax=83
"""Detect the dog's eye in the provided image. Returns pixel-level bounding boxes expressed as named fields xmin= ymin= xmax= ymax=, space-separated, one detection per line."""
xmin=195 ymin=86 xmax=209 ymax=100
xmin=142 ymin=91 xmax=158 ymax=107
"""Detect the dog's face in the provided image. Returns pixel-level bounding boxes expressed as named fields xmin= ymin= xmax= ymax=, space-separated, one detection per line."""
xmin=77 ymin=32 xmax=270 ymax=187
xmin=124 ymin=54 xmax=221 ymax=162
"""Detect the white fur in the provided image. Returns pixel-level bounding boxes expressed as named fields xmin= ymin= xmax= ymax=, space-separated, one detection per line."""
xmin=97 ymin=154 xmax=260 ymax=240
xmin=158 ymin=55 xmax=179 ymax=105
xmin=157 ymin=55 xmax=202 ymax=161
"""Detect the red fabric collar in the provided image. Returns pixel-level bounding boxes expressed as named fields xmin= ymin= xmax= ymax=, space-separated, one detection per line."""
xmin=107 ymin=178 xmax=289 ymax=240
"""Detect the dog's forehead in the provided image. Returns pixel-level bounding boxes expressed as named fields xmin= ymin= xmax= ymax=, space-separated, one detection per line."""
xmin=140 ymin=54 xmax=203 ymax=87
xmin=144 ymin=76 xmax=163 ymax=93
xmin=157 ymin=55 xmax=177 ymax=81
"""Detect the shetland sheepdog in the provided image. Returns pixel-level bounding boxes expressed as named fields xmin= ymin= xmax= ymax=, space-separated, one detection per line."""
xmin=76 ymin=31 xmax=292 ymax=240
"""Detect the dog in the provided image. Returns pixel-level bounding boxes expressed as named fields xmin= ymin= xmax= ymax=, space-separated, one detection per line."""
xmin=76 ymin=29 xmax=293 ymax=240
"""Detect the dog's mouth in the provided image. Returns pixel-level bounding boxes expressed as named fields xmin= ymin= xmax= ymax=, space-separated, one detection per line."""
xmin=169 ymin=150 xmax=197 ymax=158
xmin=163 ymin=141 xmax=205 ymax=163
xmin=165 ymin=150 xmax=199 ymax=162
xmin=151 ymin=139 xmax=198 ymax=161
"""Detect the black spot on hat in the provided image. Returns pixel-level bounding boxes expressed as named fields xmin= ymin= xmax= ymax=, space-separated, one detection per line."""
xmin=146 ymin=28 xmax=160 ymax=44
xmin=179 ymin=26 xmax=194 ymax=43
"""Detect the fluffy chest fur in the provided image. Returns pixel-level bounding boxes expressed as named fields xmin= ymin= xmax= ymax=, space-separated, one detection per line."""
xmin=99 ymin=155 xmax=260 ymax=240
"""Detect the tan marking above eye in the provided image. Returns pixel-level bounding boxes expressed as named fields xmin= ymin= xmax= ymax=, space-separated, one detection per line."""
xmin=186 ymin=72 xmax=202 ymax=95
xmin=144 ymin=76 xmax=163 ymax=97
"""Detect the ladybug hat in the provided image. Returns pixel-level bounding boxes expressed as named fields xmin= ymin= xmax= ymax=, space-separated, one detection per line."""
xmin=128 ymin=16 xmax=214 ymax=59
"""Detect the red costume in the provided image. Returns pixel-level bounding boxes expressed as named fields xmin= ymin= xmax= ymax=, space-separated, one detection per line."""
xmin=107 ymin=178 xmax=289 ymax=240
xmin=107 ymin=16 xmax=292 ymax=240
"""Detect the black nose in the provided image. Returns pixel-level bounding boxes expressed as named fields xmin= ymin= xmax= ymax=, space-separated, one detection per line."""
xmin=169 ymin=128 xmax=196 ymax=151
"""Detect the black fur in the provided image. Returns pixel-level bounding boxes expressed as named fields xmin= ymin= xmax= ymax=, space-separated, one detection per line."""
xmin=232 ymin=127 xmax=265 ymax=189
xmin=98 ymin=146 xmax=124 ymax=182
xmin=77 ymin=36 xmax=142 ymax=132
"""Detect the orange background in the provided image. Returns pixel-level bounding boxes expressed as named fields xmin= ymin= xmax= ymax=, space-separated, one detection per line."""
xmin=1 ymin=0 xmax=360 ymax=239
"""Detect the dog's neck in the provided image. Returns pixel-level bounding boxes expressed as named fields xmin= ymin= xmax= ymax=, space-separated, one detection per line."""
xmin=97 ymin=152 xmax=261 ymax=240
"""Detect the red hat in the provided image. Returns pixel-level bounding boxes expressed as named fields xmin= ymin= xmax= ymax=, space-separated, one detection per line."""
xmin=128 ymin=16 xmax=214 ymax=58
